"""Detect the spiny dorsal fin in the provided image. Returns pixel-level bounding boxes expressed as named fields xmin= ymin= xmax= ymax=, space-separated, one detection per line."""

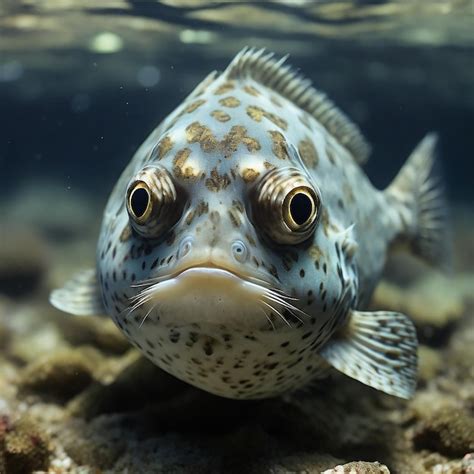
xmin=224 ymin=47 xmax=371 ymax=164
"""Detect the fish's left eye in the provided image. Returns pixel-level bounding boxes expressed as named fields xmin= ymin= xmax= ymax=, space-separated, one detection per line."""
xmin=251 ymin=167 xmax=321 ymax=245
xmin=283 ymin=187 xmax=318 ymax=231
xmin=126 ymin=165 xmax=181 ymax=239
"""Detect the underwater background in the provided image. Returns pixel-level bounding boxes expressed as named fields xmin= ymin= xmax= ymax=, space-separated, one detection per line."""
xmin=0 ymin=1 xmax=473 ymax=473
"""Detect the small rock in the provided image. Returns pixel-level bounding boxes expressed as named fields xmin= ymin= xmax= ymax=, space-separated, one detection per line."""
xmin=9 ymin=320 xmax=67 ymax=364
xmin=17 ymin=348 xmax=100 ymax=402
xmin=322 ymin=461 xmax=390 ymax=473
xmin=413 ymin=406 xmax=474 ymax=457
xmin=463 ymin=453 xmax=474 ymax=473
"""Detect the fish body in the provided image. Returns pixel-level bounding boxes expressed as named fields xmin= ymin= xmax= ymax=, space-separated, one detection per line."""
xmin=51 ymin=49 xmax=448 ymax=400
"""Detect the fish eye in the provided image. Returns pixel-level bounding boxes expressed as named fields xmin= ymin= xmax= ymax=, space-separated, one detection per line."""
xmin=128 ymin=182 xmax=152 ymax=222
xmin=252 ymin=167 xmax=321 ymax=245
xmin=283 ymin=187 xmax=318 ymax=231
xmin=125 ymin=165 xmax=180 ymax=239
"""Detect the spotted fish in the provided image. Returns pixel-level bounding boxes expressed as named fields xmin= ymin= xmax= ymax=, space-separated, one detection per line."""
xmin=50 ymin=48 xmax=449 ymax=400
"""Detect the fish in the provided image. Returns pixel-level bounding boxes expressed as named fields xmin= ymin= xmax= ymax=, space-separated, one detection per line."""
xmin=50 ymin=48 xmax=449 ymax=400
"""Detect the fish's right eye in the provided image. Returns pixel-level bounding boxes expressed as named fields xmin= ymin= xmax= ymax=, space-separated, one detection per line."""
xmin=251 ymin=166 xmax=321 ymax=245
xmin=126 ymin=165 xmax=180 ymax=239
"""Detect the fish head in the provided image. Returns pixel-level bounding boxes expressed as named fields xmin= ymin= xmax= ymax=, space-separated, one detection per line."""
xmin=101 ymin=116 xmax=354 ymax=331
xmin=97 ymin=85 xmax=358 ymax=398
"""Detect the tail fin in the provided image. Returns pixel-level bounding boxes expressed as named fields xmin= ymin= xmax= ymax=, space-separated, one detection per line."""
xmin=386 ymin=133 xmax=450 ymax=270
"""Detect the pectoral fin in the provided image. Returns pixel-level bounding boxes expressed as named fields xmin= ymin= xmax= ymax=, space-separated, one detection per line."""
xmin=49 ymin=268 xmax=106 ymax=316
xmin=320 ymin=309 xmax=418 ymax=399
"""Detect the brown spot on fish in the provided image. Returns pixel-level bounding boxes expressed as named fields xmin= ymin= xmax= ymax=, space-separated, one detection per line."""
xmin=185 ymin=99 xmax=206 ymax=113
xmin=219 ymin=96 xmax=241 ymax=108
xmin=120 ymin=224 xmax=132 ymax=242
xmin=320 ymin=208 xmax=332 ymax=237
xmin=232 ymin=199 xmax=244 ymax=213
xmin=309 ymin=245 xmax=323 ymax=261
xmin=343 ymin=182 xmax=355 ymax=204
xmin=185 ymin=209 xmax=196 ymax=225
xmin=242 ymin=168 xmax=260 ymax=183
xmin=221 ymin=125 xmax=260 ymax=158
xmin=211 ymin=110 xmax=231 ymax=122
xmin=243 ymin=85 xmax=260 ymax=97
xmin=173 ymin=148 xmax=198 ymax=180
xmin=269 ymin=264 xmax=279 ymax=279
xmin=246 ymin=105 xmax=287 ymax=130
xmin=298 ymin=138 xmax=319 ymax=168
xmin=196 ymin=200 xmax=209 ymax=216
xmin=186 ymin=121 xmax=218 ymax=153
xmin=214 ymin=81 xmax=235 ymax=95
xmin=206 ymin=168 xmax=231 ymax=192
xmin=268 ymin=130 xmax=289 ymax=160
xmin=327 ymin=146 xmax=337 ymax=165
xmin=173 ymin=148 xmax=191 ymax=172
xmin=209 ymin=210 xmax=220 ymax=225
xmin=228 ymin=208 xmax=241 ymax=228
xmin=245 ymin=233 xmax=256 ymax=247
xmin=156 ymin=135 xmax=173 ymax=160
xmin=281 ymin=252 xmax=296 ymax=271
xmin=187 ymin=122 xmax=260 ymax=159
xmin=263 ymin=161 xmax=275 ymax=170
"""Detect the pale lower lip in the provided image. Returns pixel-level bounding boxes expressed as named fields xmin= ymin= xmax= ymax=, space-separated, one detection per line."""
xmin=140 ymin=266 xmax=269 ymax=328
xmin=155 ymin=266 xmax=258 ymax=295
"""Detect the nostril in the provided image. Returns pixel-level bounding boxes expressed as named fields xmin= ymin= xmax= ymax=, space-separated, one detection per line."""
xmin=231 ymin=240 xmax=248 ymax=263
xmin=178 ymin=236 xmax=194 ymax=260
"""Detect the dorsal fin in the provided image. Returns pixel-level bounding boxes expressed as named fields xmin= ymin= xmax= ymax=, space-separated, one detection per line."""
xmin=224 ymin=47 xmax=371 ymax=164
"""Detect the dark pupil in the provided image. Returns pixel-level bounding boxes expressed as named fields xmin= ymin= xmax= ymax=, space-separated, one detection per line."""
xmin=131 ymin=188 xmax=149 ymax=218
xmin=290 ymin=193 xmax=313 ymax=225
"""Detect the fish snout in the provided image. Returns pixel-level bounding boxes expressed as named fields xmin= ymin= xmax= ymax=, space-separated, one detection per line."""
xmin=176 ymin=234 xmax=250 ymax=269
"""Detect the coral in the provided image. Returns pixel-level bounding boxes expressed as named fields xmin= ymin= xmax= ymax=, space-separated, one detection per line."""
xmin=413 ymin=406 xmax=474 ymax=457
xmin=2 ymin=416 xmax=50 ymax=474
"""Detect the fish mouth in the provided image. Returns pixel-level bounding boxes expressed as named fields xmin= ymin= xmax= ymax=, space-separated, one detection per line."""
xmin=130 ymin=264 xmax=304 ymax=330
xmin=152 ymin=261 xmax=278 ymax=289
